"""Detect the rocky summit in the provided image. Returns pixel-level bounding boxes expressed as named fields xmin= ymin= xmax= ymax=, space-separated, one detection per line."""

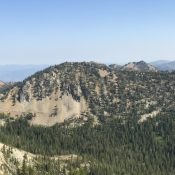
xmin=121 ymin=61 xmax=158 ymax=72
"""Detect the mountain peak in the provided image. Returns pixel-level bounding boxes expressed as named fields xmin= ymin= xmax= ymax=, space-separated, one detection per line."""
xmin=0 ymin=61 xmax=169 ymax=127
xmin=121 ymin=60 xmax=158 ymax=72
xmin=0 ymin=62 xmax=112 ymax=126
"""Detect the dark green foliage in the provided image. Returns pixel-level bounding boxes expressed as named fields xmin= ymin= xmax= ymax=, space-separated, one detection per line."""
xmin=0 ymin=113 xmax=175 ymax=174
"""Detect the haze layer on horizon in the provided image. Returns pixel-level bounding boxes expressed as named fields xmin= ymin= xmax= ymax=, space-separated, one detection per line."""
xmin=0 ymin=0 xmax=175 ymax=65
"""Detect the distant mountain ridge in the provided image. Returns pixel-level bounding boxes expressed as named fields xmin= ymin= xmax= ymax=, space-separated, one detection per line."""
xmin=0 ymin=61 xmax=169 ymax=83
xmin=121 ymin=61 xmax=158 ymax=72
xmin=0 ymin=64 xmax=48 ymax=82
xmin=1 ymin=60 xmax=175 ymax=83
xmin=150 ymin=60 xmax=175 ymax=71
xmin=150 ymin=60 xmax=171 ymax=65
xmin=110 ymin=61 xmax=158 ymax=72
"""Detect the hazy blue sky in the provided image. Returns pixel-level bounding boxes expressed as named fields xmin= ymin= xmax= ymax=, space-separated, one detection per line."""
xmin=0 ymin=0 xmax=175 ymax=64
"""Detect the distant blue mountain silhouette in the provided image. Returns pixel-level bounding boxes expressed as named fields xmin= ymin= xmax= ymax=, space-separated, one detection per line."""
xmin=150 ymin=60 xmax=175 ymax=71
xmin=0 ymin=65 xmax=48 ymax=82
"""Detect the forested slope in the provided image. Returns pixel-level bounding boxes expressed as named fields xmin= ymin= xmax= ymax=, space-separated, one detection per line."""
xmin=0 ymin=62 xmax=175 ymax=174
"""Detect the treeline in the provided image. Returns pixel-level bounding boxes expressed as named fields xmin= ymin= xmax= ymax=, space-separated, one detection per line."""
xmin=0 ymin=113 xmax=175 ymax=174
